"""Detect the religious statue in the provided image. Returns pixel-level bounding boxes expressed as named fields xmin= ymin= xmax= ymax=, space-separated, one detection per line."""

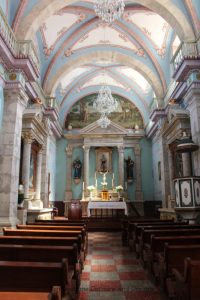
xmin=100 ymin=154 xmax=107 ymax=172
xmin=125 ymin=156 xmax=134 ymax=181
xmin=73 ymin=158 xmax=82 ymax=180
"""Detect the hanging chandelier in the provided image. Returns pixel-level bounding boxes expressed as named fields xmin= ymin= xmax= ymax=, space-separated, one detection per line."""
xmin=93 ymin=85 xmax=118 ymax=115
xmin=94 ymin=0 xmax=125 ymax=23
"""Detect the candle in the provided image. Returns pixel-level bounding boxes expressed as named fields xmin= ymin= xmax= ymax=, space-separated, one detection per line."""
xmin=95 ymin=179 xmax=97 ymax=187
xmin=83 ymin=181 xmax=84 ymax=190
xmin=95 ymin=172 xmax=97 ymax=181
xmin=112 ymin=179 xmax=114 ymax=189
xmin=113 ymin=173 xmax=114 ymax=180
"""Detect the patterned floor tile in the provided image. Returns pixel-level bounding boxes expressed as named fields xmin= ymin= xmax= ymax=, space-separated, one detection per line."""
xmin=78 ymin=232 xmax=163 ymax=300
xmin=90 ymin=271 xmax=119 ymax=281
xmin=91 ymin=265 xmax=117 ymax=272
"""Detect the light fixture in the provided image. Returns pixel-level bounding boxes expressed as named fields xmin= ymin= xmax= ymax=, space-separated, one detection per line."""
xmin=93 ymin=69 xmax=118 ymax=128
xmin=97 ymin=113 xmax=111 ymax=128
xmin=94 ymin=0 xmax=125 ymax=23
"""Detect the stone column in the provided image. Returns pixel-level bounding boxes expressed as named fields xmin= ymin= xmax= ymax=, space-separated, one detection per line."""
xmin=117 ymin=145 xmax=124 ymax=186
xmin=41 ymin=137 xmax=50 ymax=208
xmin=22 ymin=133 xmax=33 ymax=199
xmin=66 ymin=145 xmax=73 ymax=201
xmin=168 ymin=149 xmax=175 ymax=199
xmin=182 ymin=152 xmax=192 ymax=177
xmin=83 ymin=145 xmax=90 ymax=192
xmin=0 ymin=86 xmax=28 ymax=227
xmin=35 ymin=147 xmax=43 ymax=200
xmin=134 ymin=145 xmax=143 ymax=201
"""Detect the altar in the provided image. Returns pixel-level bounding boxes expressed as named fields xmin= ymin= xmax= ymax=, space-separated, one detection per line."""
xmin=87 ymin=200 xmax=127 ymax=217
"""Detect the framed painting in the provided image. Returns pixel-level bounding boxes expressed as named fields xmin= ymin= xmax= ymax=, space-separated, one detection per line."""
xmin=96 ymin=148 xmax=112 ymax=173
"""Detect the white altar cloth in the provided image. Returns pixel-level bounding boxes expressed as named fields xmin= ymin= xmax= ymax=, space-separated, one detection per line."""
xmin=87 ymin=201 xmax=127 ymax=217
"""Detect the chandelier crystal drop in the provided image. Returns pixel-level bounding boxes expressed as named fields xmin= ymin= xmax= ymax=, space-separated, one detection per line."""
xmin=94 ymin=0 xmax=125 ymax=23
xmin=97 ymin=113 xmax=111 ymax=128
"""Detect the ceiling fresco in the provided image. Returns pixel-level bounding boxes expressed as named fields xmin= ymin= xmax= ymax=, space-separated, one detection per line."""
xmin=4 ymin=0 xmax=199 ymax=128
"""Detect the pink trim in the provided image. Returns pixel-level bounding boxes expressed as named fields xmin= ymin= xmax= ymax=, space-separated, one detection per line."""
xmin=40 ymin=7 xmax=88 ymax=58
xmin=12 ymin=0 xmax=28 ymax=32
xmin=118 ymin=20 xmax=167 ymax=94
xmin=42 ymin=17 xmax=98 ymax=90
xmin=184 ymin=0 xmax=200 ymax=33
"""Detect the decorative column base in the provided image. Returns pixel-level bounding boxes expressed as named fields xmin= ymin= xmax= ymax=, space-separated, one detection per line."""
xmin=0 ymin=217 xmax=20 ymax=230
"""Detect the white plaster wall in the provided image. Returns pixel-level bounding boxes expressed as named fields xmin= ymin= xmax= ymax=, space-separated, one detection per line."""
xmin=152 ymin=137 xmax=162 ymax=201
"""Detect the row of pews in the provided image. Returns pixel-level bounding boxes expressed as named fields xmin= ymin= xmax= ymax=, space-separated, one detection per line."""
xmin=122 ymin=217 xmax=200 ymax=300
xmin=0 ymin=218 xmax=88 ymax=300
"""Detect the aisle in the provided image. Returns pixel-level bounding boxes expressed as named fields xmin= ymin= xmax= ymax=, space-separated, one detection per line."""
xmin=79 ymin=232 xmax=164 ymax=300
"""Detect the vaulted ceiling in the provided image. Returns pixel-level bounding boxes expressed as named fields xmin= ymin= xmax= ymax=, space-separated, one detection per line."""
xmin=3 ymin=0 xmax=199 ymax=127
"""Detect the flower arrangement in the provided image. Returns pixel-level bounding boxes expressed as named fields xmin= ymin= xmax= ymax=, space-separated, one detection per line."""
xmin=87 ymin=185 xmax=95 ymax=191
xmin=116 ymin=185 xmax=123 ymax=191
xmin=101 ymin=182 xmax=108 ymax=186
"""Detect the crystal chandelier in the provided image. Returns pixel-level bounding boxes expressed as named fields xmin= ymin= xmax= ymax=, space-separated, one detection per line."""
xmin=94 ymin=0 xmax=125 ymax=23
xmin=93 ymin=85 xmax=118 ymax=115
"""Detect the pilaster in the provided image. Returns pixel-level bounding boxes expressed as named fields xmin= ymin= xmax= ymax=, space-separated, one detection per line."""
xmin=83 ymin=145 xmax=90 ymax=193
xmin=134 ymin=146 xmax=143 ymax=201
xmin=35 ymin=147 xmax=43 ymax=200
xmin=22 ymin=132 xmax=33 ymax=199
xmin=117 ymin=145 xmax=124 ymax=186
xmin=0 ymin=86 xmax=28 ymax=227
xmin=66 ymin=145 xmax=73 ymax=201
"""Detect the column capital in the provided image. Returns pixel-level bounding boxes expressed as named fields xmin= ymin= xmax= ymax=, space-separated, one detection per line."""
xmin=22 ymin=132 xmax=33 ymax=144
xmin=117 ymin=145 xmax=124 ymax=153
xmin=83 ymin=145 xmax=90 ymax=152
xmin=66 ymin=145 xmax=73 ymax=157
xmin=4 ymin=84 xmax=29 ymax=109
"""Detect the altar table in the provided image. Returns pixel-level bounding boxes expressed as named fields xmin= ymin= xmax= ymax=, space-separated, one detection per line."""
xmin=87 ymin=201 xmax=127 ymax=217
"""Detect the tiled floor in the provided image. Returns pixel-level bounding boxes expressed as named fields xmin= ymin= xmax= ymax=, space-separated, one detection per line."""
xmin=78 ymin=232 xmax=165 ymax=300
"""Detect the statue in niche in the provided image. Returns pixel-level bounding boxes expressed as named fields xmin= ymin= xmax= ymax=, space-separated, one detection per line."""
xmin=125 ymin=156 xmax=134 ymax=181
xmin=100 ymin=154 xmax=107 ymax=172
xmin=73 ymin=158 xmax=82 ymax=182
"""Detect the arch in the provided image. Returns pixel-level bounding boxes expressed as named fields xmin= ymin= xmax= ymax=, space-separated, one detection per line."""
xmin=44 ymin=50 xmax=164 ymax=101
xmin=59 ymin=87 xmax=149 ymax=127
xmin=15 ymin=0 xmax=195 ymax=41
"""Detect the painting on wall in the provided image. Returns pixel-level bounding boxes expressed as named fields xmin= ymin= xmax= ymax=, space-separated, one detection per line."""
xmin=65 ymin=94 xmax=144 ymax=129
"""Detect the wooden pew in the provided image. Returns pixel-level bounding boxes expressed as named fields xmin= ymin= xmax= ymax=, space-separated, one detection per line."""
xmin=3 ymin=227 xmax=86 ymax=264
xmin=148 ymin=235 xmax=200 ymax=278
xmin=158 ymin=244 xmax=200 ymax=298
xmin=0 ymin=243 xmax=80 ymax=294
xmin=0 ymin=285 xmax=62 ymax=300
xmin=172 ymin=257 xmax=200 ymax=300
xmin=0 ymin=259 xmax=69 ymax=298
xmin=122 ymin=218 xmax=173 ymax=247
xmin=139 ymin=228 xmax=200 ymax=263
xmin=132 ymin=222 xmax=188 ymax=253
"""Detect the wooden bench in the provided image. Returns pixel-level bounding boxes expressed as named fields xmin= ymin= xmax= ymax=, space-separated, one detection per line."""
xmin=0 ymin=285 xmax=62 ymax=300
xmin=0 ymin=259 xmax=69 ymax=298
xmin=132 ymin=222 xmax=188 ymax=253
xmin=0 ymin=243 xmax=80 ymax=294
xmin=139 ymin=228 xmax=200 ymax=263
xmin=172 ymin=257 xmax=200 ymax=300
xmin=160 ymin=244 xmax=200 ymax=297
xmin=148 ymin=235 xmax=200 ymax=278
xmin=4 ymin=227 xmax=86 ymax=264
xmin=122 ymin=218 xmax=173 ymax=246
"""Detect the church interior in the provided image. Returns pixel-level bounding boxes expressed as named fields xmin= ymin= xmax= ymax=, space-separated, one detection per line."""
xmin=0 ymin=0 xmax=200 ymax=299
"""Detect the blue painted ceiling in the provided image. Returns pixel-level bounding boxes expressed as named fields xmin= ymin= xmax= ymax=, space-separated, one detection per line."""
xmin=5 ymin=0 xmax=199 ymax=126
